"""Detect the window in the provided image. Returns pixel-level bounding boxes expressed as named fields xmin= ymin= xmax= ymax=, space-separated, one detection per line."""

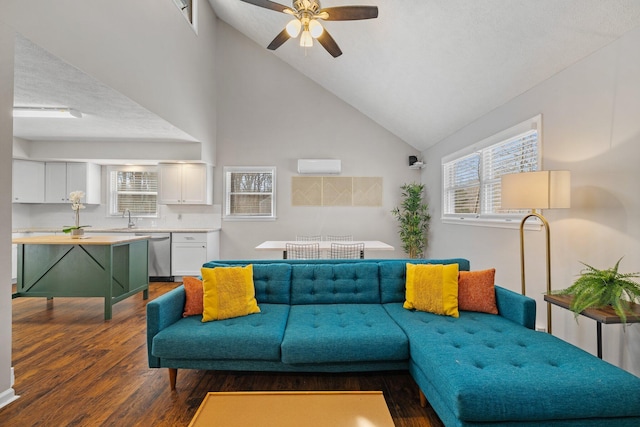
xmin=108 ymin=166 xmax=158 ymax=217
xmin=224 ymin=167 xmax=276 ymax=220
xmin=442 ymin=115 xmax=541 ymax=226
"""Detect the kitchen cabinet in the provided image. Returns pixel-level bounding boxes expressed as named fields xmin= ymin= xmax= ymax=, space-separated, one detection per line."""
xmin=158 ymin=163 xmax=212 ymax=205
xmin=171 ymin=231 xmax=219 ymax=276
xmin=12 ymin=232 xmax=56 ymax=283
xmin=45 ymin=162 xmax=101 ymax=204
xmin=13 ymin=159 xmax=45 ymax=203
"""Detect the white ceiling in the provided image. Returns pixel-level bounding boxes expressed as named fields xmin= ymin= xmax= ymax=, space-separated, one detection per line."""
xmin=12 ymin=34 xmax=197 ymax=144
xmin=208 ymin=0 xmax=640 ymax=151
xmin=12 ymin=1 xmax=640 ymax=153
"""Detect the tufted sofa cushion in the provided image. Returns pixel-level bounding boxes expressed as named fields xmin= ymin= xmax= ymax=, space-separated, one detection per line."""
xmin=290 ymin=263 xmax=380 ymax=304
xmin=281 ymin=304 xmax=408 ymax=364
xmin=379 ymin=258 xmax=470 ymax=304
xmin=384 ymin=302 xmax=640 ymax=422
xmin=152 ymin=304 xmax=290 ymax=361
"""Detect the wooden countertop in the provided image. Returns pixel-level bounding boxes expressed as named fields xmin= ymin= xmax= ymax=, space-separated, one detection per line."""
xmin=12 ymin=234 xmax=150 ymax=245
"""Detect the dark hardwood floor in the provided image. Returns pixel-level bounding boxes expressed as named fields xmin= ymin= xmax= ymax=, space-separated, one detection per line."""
xmin=2 ymin=282 xmax=444 ymax=427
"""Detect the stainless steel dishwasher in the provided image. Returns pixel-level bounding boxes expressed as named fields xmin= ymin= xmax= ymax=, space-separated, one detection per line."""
xmin=137 ymin=233 xmax=172 ymax=280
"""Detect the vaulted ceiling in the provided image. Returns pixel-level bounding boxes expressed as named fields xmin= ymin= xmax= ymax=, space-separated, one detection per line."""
xmin=12 ymin=1 xmax=640 ymax=153
xmin=209 ymin=0 xmax=640 ymax=151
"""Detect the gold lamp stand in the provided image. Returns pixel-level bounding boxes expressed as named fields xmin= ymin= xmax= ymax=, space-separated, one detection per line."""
xmin=501 ymin=170 xmax=571 ymax=336
xmin=518 ymin=210 xmax=552 ymax=334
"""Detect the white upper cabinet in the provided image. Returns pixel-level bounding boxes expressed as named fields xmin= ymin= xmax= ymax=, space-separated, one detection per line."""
xmin=13 ymin=159 xmax=45 ymax=203
xmin=44 ymin=162 xmax=68 ymax=203
xmin=158 ymin=163 xmax=212 ymax=205
xmin=158 ymin=163 xmax=182 ymax=204
xmin=45 ymin=162 xmax=101 ymax=204
xmin=13 ymin=160 xmax=100 ymax=204
xmin=67 ymin=162 xmax=101 ymax=204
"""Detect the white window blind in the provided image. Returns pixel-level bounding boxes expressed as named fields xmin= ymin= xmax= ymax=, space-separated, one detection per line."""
xmin=442 ymin=116 xmax=540 ymax=223
xmin=109 ymin=168 xmax=158 ymax=216
xmin=482 ymin=130 xmax=538 ymax=214
xmin=443 ymin=153 xmax=481 ymax=215
xmin=224 ymin=167 xmax=276 ymax=220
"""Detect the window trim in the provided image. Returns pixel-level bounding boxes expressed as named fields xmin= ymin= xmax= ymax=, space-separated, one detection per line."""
xmin=172 ymin=0 xmax=198 ymax=34
xmin=223 ymin=166 xmax=277 ymax=221
xmin=107 ymin=165 xmax=159 ymax=218
xmin=441 ymin=115 xmax=542 ymax=229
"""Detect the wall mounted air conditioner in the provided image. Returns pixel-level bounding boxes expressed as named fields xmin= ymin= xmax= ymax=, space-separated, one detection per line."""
xmin=297 ymin=159 xmax=341 ymax=174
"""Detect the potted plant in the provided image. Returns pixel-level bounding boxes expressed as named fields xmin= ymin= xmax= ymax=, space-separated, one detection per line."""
xmin=391 ymin=183 xmax=431 ymax=259
xmin=62 ymin=190 xmax=90 ymax=238
xmin=553 ymin=257 xmax=640 ymax=324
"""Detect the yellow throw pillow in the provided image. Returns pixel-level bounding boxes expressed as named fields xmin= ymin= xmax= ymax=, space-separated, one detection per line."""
xmin=201 ymin=265 xmax=260 ymax=322
xmin=404 ymin=263 xmax=459 ymax=318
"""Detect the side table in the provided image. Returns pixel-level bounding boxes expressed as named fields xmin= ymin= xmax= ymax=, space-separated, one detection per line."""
xmin=544 ymin=294 xmax=640 ymax=359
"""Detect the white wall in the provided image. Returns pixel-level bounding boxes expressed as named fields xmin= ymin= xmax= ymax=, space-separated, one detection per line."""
xmin=423 ymin=25 xmax=640 ymax=375
xmin=215 ymin=21 xmax=422 ymax=260
xmin=2 ymin=0 xmax=218 ymax=164
xmin=0 ymin=22 xmax=19 ymax=409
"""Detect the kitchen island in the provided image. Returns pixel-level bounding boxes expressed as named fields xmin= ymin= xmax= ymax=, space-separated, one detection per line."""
xmin=13 ymin=234 xmax=150 ymax=320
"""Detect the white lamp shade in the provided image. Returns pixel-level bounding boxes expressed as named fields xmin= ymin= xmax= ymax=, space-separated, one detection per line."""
xmin=286 ymin=19 xmax=301 ymax=38
xmin=501 ymin=170 xmax=571 ymax=210
xmin=309 ymin=20 xmax=323 ymax=38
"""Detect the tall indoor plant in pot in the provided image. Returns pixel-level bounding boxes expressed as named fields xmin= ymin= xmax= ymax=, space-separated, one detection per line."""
xmin=392 ymin=183 xmax=431 ymax=259
xmin=553 ymin=257 xmax=640 ymax=324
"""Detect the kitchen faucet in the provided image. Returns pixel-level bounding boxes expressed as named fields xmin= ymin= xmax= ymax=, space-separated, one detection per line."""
xmin=123 ymin=209 xmax=136 ymax=228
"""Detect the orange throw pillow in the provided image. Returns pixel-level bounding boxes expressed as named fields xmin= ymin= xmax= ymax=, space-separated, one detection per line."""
xmin=458 ymin=269 xmax=498 ymax=314
xmin=182 ymin=276 xmax=204 ymax=317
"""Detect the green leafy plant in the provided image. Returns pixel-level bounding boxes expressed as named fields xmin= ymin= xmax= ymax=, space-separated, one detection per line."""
xmin=391 ymin=183 xmax=431 ymax=259
xmin=553 ymin=257 xmax=640 ymax=324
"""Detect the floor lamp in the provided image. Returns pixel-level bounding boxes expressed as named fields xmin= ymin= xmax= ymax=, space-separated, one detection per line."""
xmin=500 ymin=170 xmax=571 ymax=334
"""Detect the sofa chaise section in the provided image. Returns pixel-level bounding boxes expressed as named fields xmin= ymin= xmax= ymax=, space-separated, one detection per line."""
xmin=384 ymin=298 xmax=640 ymax=426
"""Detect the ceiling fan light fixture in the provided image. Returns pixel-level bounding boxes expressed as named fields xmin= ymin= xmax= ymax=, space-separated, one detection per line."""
xmin=286 ymin=19 xmax=302 ymax=37
xmin=309 ymin=19 xmax=323 ymax=38
xmin=240 ymin=0 xmax=378 ymax=57
xmin=300 ymin=29 xmax=313 ymax=47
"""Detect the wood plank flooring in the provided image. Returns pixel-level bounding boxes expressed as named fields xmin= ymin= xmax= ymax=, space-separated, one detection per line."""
xmin=1 ymin=282 xmax=445 ymax=427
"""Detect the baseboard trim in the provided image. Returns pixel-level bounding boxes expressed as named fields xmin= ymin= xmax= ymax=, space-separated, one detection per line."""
xmin=0 ymin=387 xmax=19 ymax=410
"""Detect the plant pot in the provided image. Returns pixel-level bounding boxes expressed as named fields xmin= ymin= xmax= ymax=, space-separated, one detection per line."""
xmin=71 ymin=228 xmax=84 ymax=239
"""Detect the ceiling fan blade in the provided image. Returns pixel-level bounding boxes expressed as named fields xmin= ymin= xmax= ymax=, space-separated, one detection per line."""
xmin=267 ymin=28 xmax=291 ymax=51
xmin=319 ymin=6 xmax=378 ymax=21
xmin=317 ymin=29 xmax=342 ymax=58
xmin=239 ymin=0 xmax=292 ymax=14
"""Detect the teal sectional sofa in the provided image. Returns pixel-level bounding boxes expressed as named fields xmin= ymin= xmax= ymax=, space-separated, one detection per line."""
xmin=146 ymin=259 xmax=640 ymax=426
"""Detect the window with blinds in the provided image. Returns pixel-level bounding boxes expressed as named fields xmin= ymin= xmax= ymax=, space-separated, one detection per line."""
xmin=442 ymin=116 xmax=541 ymax=223
xmin=224 ymin=167 xmax=276 ymax=220
xmin=108 ymin=168 xmax=158 ymax=217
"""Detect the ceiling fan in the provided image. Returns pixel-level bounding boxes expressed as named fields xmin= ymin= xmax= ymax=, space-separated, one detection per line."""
xmin=239 ymin=0 xmax=378 ymax=57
